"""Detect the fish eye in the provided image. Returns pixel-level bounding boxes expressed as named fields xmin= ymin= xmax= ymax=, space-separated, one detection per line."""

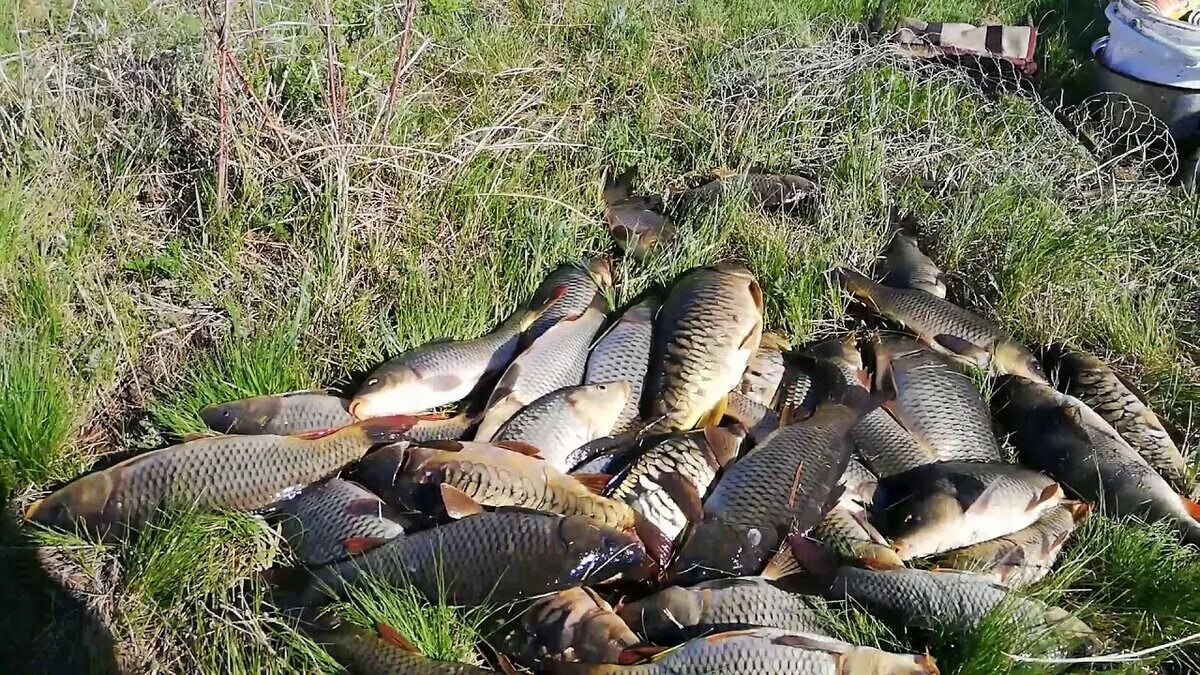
xmin=746 ymin=528 xmax=762 ymax=547
xmin=222 ymin=411 xmax=232 ymax=418
xmin=597 ymin=384 xmax=607 ymax=391
xmin=366 ymin=378 xmax=379 ymax=386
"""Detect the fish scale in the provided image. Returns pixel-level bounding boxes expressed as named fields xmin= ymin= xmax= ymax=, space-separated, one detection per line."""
xmin=276 ymin=477 xmax=407 ymax=566
xmin=935 ymin=502 xmax=1086 ymax=588
xmin=313 ymin=622 xmax=495 ymax=674
xmin=879 ymin=230 xmax=947 ymax=299
xmin=644 ymin=264 xmax=763 ymax=432
xmin=494 ymin=383 xmax=630 ymax=472
xmin=585 ymin=298 xmax=659 ymax=434
xmin=305 ymin=511 xmax=645 ymax=607
xmin=876 ymin=338 xmax=1002 ymax=463
xmin=200 ymin=392 xmax=353 ymax=435
xmin=526 ymin=258 xmax=612 ymax=344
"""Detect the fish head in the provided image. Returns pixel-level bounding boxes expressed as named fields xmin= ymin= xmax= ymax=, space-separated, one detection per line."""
xmin=605 ymin=205 xmax=668 ymax=258
xmin=557 ymin=517 xmax=649 ymax=585
xmin=349 ymin=365 xmax=422 ymax=419
xmin=568 ymin=381 xmax=632 ymax=434
xmin=26 ymin=471 xmax=118 ymax=535
xmin=992 ymin=341 xmax=1048 ymax=384
xmin=668 ymin=519 xmax=774 ymax=585
xmin=199 ymin=395 xmax=282 ymax=434
xmin=840 ymin=649 xmax=940 ymax=675
xmin=762 ymin=174 xmax=817 ymax=209
xmin=542 ymin=588 xmax=637 ymax=662
xmin=875 ymin=488 xmax=964 ymax=560
xmin=616 ymin=586 xmax=701 ymax=642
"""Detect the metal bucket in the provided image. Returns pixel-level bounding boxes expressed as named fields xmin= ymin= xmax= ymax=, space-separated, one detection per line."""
xmin=1103 ymin=0 xmax=1200 ymax=88
xmin=1093 ymin=37 xmax=1200 ymax=141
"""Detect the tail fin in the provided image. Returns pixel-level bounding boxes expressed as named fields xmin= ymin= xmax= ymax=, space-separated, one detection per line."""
xmin=603 ymin=166 xmax=638 ymax=205
xmin=520 ymin=284 xmax=568 ymax=331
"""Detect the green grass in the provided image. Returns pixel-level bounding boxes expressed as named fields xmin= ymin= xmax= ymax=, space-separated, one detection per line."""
xmin=1 ymin=0 xmax=1198 ymax=671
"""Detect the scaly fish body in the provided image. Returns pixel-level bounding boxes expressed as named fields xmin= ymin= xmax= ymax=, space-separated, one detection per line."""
xmin=491 ymin=587 xmax=637 ymax=665
xmin=526 ymin=257 xmax=614 ymax=344
xmin=994 ymin=377 xmax=1200 ymax=545
xmin=645 ymin=263 xmax=763 ymax=432
xmin=837 ymin=268 xmax=1045 ymax=383
xmin=311 ymin=621 xmax=495 ymax=674
xmin=1044 ymin=345 xmax=1189 ymax=490
xmin=200 ymin=391 xmax=353 ymax=435
xmin=585 ymin=297 xmax=659 ymax=434
xmin=874 ymin=337 xmax=1002 ymax=464
xmin=674 ymin=172 xmax=818 ymax=212
xmin=934 ymin=502 xmax=1089 ymax=587
xmin=724 ymin=390 xmax=780 ymax=443
xmin=738 ymin=333 xmax=792 ymax=406
xmin=669 ymin=390 xmax=872 ymax=583
xmin=397 ymin=441 xmax=637 ymax=530
xmin=872 ymin=462 xmax=1063 ymax=560
xmin=879 ymin=230 xmax=947 ymax=299
xmin=276 ymin=478 xmax=407 ymax=566
xmin=547 ymin=628 xmax=936 ymax=675
xmin=406 ymin=411 xmax=477 ymax=444
xmin=27 ymin=416 xmax=417 ymax=536
xmin=494 ymin=383 xmax=632 ymax=471
xmin=304 ymin=511 xmax=647 ymax=607
xmin=351 ymin=297 xmax=557 ymax=419
xmin=619 ymin=577 xmax=831 ymax=644
xmin=606 ymin=428 xmax=743 ymax=548
xmin=815 ymin=505 xmax=903 ymax=570
xmin=475 ymin=299 xmax=608 ymax=441
xmin=816 ymin=565 xmax=1098 ymax=654
xmin=602 ymin=168 xmax=672 ymax=259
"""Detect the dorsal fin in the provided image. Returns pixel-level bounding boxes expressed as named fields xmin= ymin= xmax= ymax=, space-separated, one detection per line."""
xmin=375 ymin=623 xmax=418 ymax=652
xmin=494 ymin=440 xmax=543 ymax=457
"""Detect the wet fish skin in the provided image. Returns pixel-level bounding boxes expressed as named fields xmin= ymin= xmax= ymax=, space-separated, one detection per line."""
xmin=586 ymin=297 xmax=659 ymax=434
xmin=618 ymin=577 xmax=831 ymax=645
xmin=406 ymin=411 xmax=477 ymax=444
xmin=276 ymin=478 xmax=407 ymax=566
xmin=1043 ymin=344 xmax=1189 ymax=491
xmin=546 ymin=627 xmax=937 ymax=675
xmin=815 ymin=504 xmax=903 ymax=570
xmin=494 ymin=383 xmax=632 ymax=472
xmin=879 ymin=227 xmax=947 ymax=299
xmin=27 ymin=415 xmax=419 ymax=537
xmin=993 ymin=376 xmax=1200 ymax=546
xmin=475 ymin=297 xmax=609 ymax=441
xmin=738 ymin=332 xmax=793 ymax=406
xmin=392 ymin=440 xmax=638 ymax=530
xmin=200 ymin=391 xmax=353 ymax=435
xmin=309 ymin=620 xmax=496 ymax=674
xmin=491 ymin=587 xmax=637 ymax=665
xmin=673 ymin=172 xmax=819 ymax=212
xmin=644 ymin=263 xmax=763 ymax=432
xmin=837 ymin=267 xmax=1046 ymax=383
xmin=304 ymin=511 xmax=648 ymax=607
xmin=934 ymin=501 xmax=1089 ymax=588
xmin=526 ymin=257 xmax=614 ymax=344
xmin=668 ymin=388 xmax=872 ymax=584
xmin=874 ymin=337 xmax=1002 ymax=464
xmin=602 ymin=167 xmax=672 ymax=259
xmin=871 ymin=461 xmax=1064 ymax=560
xmin=839 ymin=459 xmax=877 ymax=505
xmin=606 ymin=427 xmax=744 ymax=552
xmin=724 ymin=390 xmax=780 ymax=443
xmin=350 ymin=295 xmax=559 ymax=419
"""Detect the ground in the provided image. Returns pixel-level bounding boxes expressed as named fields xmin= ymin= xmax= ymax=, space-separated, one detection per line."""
xmin=1 ymin=0 xmax=1199 ymax=673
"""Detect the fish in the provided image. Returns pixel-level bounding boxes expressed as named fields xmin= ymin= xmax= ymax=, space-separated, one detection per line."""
xmin=350 ymin=292 xmax=564 ymax=419
xmin=873 ymin=337 xmax=1003 ymax=464
xmin=724 ymin=390 xmax=780 ymax=443
xmin=934 ymin=501 xmax=1090 ymax=588
xmin=526 ymin=257 xmax=614 ymax=344
xmin=546 ymin=628 xmax=937 ymax=674
xmin=802 ymin=336 xmax=936 ymax=477
xmin=602 ymin=167 xmax=673 ymax=259
xmin=839 ymin=460 xmax=878 ymax=506
xmin=619 ymin=546 xmax=832 ymax=644
xmin=815 ymin=505 xmax=903 ymax=570
xmin=374 ymin=440 xmax=637 ymax=531
xmin=1043 ymin=344 xmax=1190 ymax=491
xmin=606 ymin=427 xmax=744 ymax=563
xmin=306 ymin=615 xmax=495 ymax=674
xmin=405 ymin=411 xmax=478 ymax=444
xmin=303 ymin=510 xmax=648 ymax=607
xmin=673 ymin=172 xmax=819 ymax=212
xmin=877 ymin=216 xmax=947 ymax=299
xmin=836 ymin=267 xmax=1046 ymax=383
xmin=493 ymin=383 xmax=632 ymax=472
xmin=736 ymin=332 xmax=793 ymax=406
xmin=275 ymin=478 xmax=408 ymax=566
xmin=26 ymin=415 xmax=419 ymax=537
xmin=200 ymin=391 xmax=353 ymax=435
xmin=668 ymin=386 xmax=874 ymax=584
xmin=871 ymin=461 xmax=1064 ymax=560
xmin=644 ymin=263 xmax=764 ymax=432
xmin=489 ymin=587 xmax=638 ymax=665
xmin=474 ymin=295 xmax=608 ymax=441
xmin=993 ymin=376 xmax=1200 ymax=546
xmin=585 ymin=297 xmax=660 ymax=434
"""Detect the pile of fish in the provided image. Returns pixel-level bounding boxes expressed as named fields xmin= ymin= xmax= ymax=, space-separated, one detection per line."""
xmin=25 ymin=193 xmax=1196 ymax=673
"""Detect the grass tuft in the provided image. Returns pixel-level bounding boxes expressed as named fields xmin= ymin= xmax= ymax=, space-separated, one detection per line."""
xmin=0 ymin=332 xmax=80 ymax=495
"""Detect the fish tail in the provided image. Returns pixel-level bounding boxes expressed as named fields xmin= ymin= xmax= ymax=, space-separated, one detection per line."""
xmin=602 ymin=166 xmax=638 ymax=205
xmin=520 ymin=284 xmax=569 ymax=331
xmin=835 ymin=267 xmax=880 ymax=301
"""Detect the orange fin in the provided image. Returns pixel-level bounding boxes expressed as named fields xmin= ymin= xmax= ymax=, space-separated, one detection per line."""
xmin=696 ymin=394 xmax=728 ymax=428
xmin=183 ymin=431 xmax=213 ymax=442
xmin=375 ymin=623 xmax=418 ymax=652
xmin=415 ymin=411 xmax=452 ymax=421
xmin=703 ymin=426 xmax=742 ymax=466
xmin=1027 ymin=483 xmax=1063 ymax=511
xmin=617 ymin=645 xmax=668 ymax=665
xmin=572 ymin=473 xmax=612 ymax=495
xmin=343 ymin=536 xmax=390 ymax=555
xmin=495 ymin=440 xmax=543 ymax=457
xmin=23 ymin=498 xmax=44 ymax=521
xmin=422 ymin=440 xmax=465 ymax=452
xmin=295 ymin=427 xmax=340 ymax=440
xmin=354 ymin=414 xmax=422 ymax=443
xmin=761 ymin=541 xmax=802 ymax=581
xmin=1181 ymin=495 xmax=1200 ymax=521
xmin=860 ymin=553 xmax=905 ymax=571
xmin=440 ymin=483 xmax=484 ymax=518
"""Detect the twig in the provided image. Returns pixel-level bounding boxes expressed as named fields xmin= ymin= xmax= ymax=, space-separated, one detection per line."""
xmin=1007 ymin=631 xmax=1200 ymax=664
xmin=373 ymin=0 xmax=421 ymax=140
xmin=215 ymin=0 xmax=233 ymax=214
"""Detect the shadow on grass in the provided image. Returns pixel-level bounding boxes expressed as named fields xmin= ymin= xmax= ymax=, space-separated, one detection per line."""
xmin=0 ymin=512 xmax=119 ymax=674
